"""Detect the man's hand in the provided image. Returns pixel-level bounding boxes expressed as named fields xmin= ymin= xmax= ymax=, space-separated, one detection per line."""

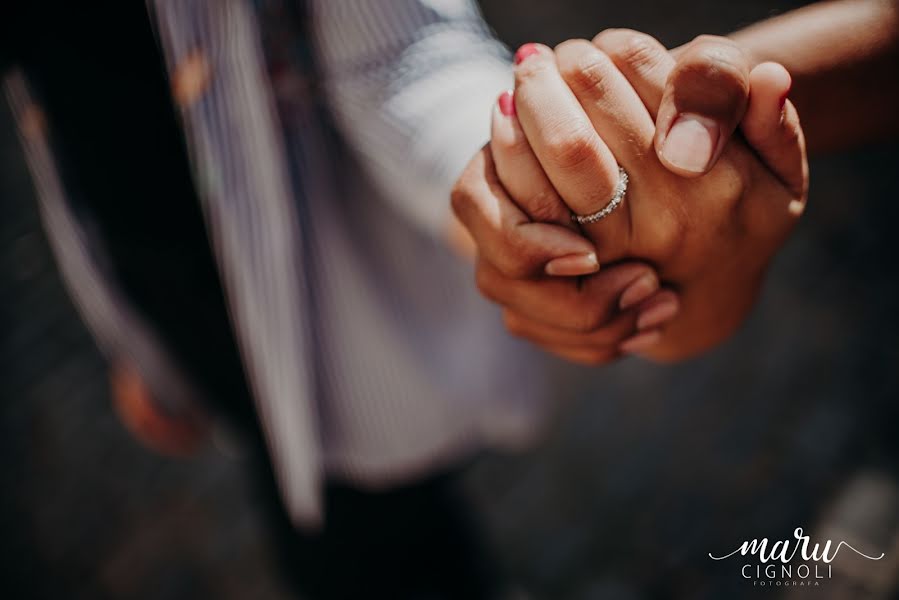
xmin=110 ymin=362 xmax=208 ymax=456
xmin=594 ymin=30 xmax=806 ymax=193
xmin=503 ymin=36 xmax=805 ymax=361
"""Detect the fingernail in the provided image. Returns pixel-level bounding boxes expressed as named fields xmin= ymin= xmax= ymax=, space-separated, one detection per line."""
xmin=636 ymin=297 xmax=679 ymax=330
xmin=619 ymin=273 xmax=659 ymax=310
xmin=498 ymin=90 xmax=516 ymax=117
xmin=545 ymin=252 xmax=599 ymax=276
xmin=620 ymin=329 xmax=662 ymax=354
xmin=514 ymin=43 xmax=540 ymax=65
xmin=660 ymin=113 xmax=720 ymax=174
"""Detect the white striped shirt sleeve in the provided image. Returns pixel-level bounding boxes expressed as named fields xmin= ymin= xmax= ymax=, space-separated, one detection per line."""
xmin=311 ymin=0 xmax=513 ymax=236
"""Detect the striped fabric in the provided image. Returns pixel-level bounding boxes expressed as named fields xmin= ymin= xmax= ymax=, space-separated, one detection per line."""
xmin=7 ymin=0 xmax=561 ymax=527
xmin=150 ymin=0 xmax=323 ymax=525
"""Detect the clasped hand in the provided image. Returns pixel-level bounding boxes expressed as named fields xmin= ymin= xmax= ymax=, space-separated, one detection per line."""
xmin=452 ymin=30 xmax=808 ymax=364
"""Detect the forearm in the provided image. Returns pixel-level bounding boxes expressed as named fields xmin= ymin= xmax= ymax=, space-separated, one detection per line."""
xmin=729 ymin=0 xmax=899 ymax=153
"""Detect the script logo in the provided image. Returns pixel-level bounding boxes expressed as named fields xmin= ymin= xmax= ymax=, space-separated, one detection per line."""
xmin=709 ymin=527 xmax=884 ymax=588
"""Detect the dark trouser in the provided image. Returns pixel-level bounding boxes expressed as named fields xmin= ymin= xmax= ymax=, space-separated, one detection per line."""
xmin=248 ymin=449 xmax=501 ymax=600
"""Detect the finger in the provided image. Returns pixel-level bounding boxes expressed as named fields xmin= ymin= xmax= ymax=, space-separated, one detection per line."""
xmin=507 ymin=288 xmax=679 ymax=356
xmin=476 ymin=258 xmax=655 ymax=332
xmin=741 ymin=62 xmax=808 ymax=205
xmin=451 ymin=146 xmax=600 ymax=278
xmin=491 ymin=90 xmax=574 ymax=229
xmin=446 ymin=211 xmax=477 ymax=260
xmin=619 ymin=289 xmax=681 ymax=355
xmin=633 ymin=289 xmax=680 ymax=332
xmin=504 ymin=305 xmax=639 ymax=349
xmin=554 ymin=39 xmax=656 ymax=168
xmin=476 ymin=258 xmax=599 ymax=330
xmin=654 ymin=35 xmax=752 ymax=176
xmin=619 ymin=329 xmax=664 ymax=355
xmin=541 ymin=344 xmax=621 ymax=367
xmin=512 ymin=44 xmax=629 ymax=251
xmin=592 ymin=28 xmax=675 ymax=119
xmin=737 ymin=99 xmax=807 ymax=237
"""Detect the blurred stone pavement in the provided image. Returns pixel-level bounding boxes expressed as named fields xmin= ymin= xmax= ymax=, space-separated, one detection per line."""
xmin=2 ymin=1 xmax=899 ymax=598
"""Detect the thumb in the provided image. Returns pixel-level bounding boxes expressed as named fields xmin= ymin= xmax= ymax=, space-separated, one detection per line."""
xmin=655 ymin=36 xmax=752 ymax=177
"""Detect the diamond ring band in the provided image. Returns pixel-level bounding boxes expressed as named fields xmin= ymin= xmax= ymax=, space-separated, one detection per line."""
xmin=571 ymin=167 xmax=628 ymax=225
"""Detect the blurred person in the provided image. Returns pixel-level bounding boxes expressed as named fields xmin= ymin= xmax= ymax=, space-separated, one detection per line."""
xmin=0 ymin=1 xmax=672 ymax=598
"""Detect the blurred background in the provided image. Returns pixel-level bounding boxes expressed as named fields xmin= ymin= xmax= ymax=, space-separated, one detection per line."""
xmin=2 ymin=0 xmax=898 ymax=598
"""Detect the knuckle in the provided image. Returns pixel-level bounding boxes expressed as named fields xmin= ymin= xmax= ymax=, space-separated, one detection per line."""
xmin=605 ymin=31 xmax=663 ymax=72
xmin=559 ymin=48 xmax=616 ymax=98
xmin=524 ymin=189 xmax=566 ymax=223
xmin=450 ymin=148 xmax=490 ymax=218
xmin=545 ymin=128 xmax=601 ymax=171
xmin=681 ymin=45 xmax=750 ymax=91
xmin=474 ymin=264 xmax=500 ymax=302
xmin=670 ymin=44 xmax=750 ymax=117
xmin=449 ymin=182 xmax=474 ymax=219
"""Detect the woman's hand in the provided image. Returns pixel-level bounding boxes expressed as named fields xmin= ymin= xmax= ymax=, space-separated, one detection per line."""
xmin=453 ymin=32 xmax=807 ymax=363
xmin=451 ymin=143 xmax=675 ymax=365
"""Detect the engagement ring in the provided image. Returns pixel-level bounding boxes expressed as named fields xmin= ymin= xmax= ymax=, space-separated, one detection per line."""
xmin=571 ymin=167 xmax=628 ymax=225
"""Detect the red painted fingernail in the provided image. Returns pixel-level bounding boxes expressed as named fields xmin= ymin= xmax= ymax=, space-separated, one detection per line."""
xmin=498 ymin=90 xmax=516 ymax=117
xmin=514 ymin=43 xmax=539 ymax=65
